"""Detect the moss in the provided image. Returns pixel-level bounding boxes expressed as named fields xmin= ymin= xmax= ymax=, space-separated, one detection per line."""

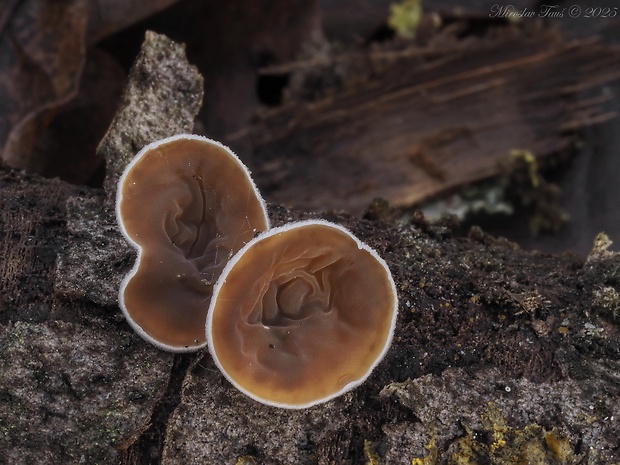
xmin=509 ymin=150 xmax=539 ymax=188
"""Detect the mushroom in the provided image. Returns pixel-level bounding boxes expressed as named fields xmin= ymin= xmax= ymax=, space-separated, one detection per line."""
xmin=206 ymin=219 xmax=398 ymax=408
xmin=116 ymin=134 xmax=270 ymax=352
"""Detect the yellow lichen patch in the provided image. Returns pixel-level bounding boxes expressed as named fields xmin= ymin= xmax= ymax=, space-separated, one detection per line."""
xmin=448 ymin=403 xmax=580 ymax=464
xmin=481 ymin=403 xmax=509 ymax=453
xmin=411 ymin=433 xmax=438 ymax=465
xmin=450 ymin=425 xmax=477 ymax=465
xmin=509 ymin=150 xmax=540 ymax=188
xmin=388 ymin=0 xmax=423 ymax=39
xmin=518 ymin=430 xmax=549 ymax=463
xmin=364 ymin=439 xmax=381 ymax=465
xmin=545 ymin=429 xmax=573 ymax=462
xmin=235 ymin=456 xmax=257 ymax=465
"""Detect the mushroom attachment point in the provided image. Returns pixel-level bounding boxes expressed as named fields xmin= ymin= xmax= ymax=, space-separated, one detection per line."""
xmin=116 ymin=134 xmax=269 ymax=352
xmin=207 ymin=220 xmax=398 ymax=408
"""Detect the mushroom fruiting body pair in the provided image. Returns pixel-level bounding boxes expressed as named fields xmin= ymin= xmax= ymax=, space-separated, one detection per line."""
xmin=117 ymin=134 xmax=398 ymax=408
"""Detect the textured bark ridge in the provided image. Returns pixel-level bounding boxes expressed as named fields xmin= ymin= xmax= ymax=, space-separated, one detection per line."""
xmin=238 ymin=25 xmax=620 ymax=217
xmin=1 ymin=31 xmax=619 ymax=465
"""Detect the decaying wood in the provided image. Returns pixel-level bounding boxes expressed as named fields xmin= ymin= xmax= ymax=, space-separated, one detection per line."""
xmin=1 ymin=31 xmax=619 ymax=465
xmin=232 ymin=23 xmax=620 ymax=216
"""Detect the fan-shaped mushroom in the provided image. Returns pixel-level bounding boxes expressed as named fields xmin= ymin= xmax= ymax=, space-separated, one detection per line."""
xmin=207 ymin=220 xmax=398 ymax=408
xmin=116 ymin=134 xmax=269 ymax=351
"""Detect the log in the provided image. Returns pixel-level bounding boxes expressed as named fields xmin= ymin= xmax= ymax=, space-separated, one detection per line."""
xmin=1 ymin=31 xmax=619 ymax=465
xmin=232 ymin=22 xmax=620 ymax=216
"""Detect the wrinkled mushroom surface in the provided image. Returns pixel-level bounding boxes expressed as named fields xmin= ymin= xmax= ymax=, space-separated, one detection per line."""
xmin=207 ymin=220 xmax=398 ymax=408
xmin=117 ymin=134 xmax=269 ymax=351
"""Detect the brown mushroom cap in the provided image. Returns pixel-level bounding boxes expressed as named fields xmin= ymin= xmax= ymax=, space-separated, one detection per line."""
xmin=117 ymin=134 xmax=269 ymax=351
xmin=206 ymin=220 xmax=398 ymax=408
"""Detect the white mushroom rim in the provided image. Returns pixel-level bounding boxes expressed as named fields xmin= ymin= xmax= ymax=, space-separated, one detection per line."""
xmin=116 ymin=134 xmax=269 ymax=352
xmin=206 ymin=219 xmax=399 ymax=409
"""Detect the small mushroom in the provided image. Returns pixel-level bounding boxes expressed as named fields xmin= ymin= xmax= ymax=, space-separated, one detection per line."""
xmin=206 ymin=219 xmax=398 ymax=408
xmin=116 ymin=134 xmax=269 ymax=351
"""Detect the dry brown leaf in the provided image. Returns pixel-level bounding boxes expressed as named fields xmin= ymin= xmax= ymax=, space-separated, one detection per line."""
xmin=0 ymin=0 xmax=179 ymax=182
xmin=0 ymin=0 xmax=87 ymax=173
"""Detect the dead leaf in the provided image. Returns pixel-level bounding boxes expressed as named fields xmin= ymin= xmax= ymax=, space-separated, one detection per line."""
xmin=0 ymin=0 xmax=88 ymax=173
xmin=0 ymin=0 xmax=180 ymax=182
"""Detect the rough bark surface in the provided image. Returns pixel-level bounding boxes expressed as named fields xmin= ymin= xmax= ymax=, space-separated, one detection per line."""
xmin=234 ymin=24 xmax=620 ymax=216
xmin=97 ymin=30 xmax=204 ymax=197
xmin=1 ymin=32 xmax=619 ymax=465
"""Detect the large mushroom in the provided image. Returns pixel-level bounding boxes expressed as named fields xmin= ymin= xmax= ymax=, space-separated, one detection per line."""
xmin=116 ymin=134 xmax=269 ymax=351
xmin=207 ymin=220 xmax=398 ymax=408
